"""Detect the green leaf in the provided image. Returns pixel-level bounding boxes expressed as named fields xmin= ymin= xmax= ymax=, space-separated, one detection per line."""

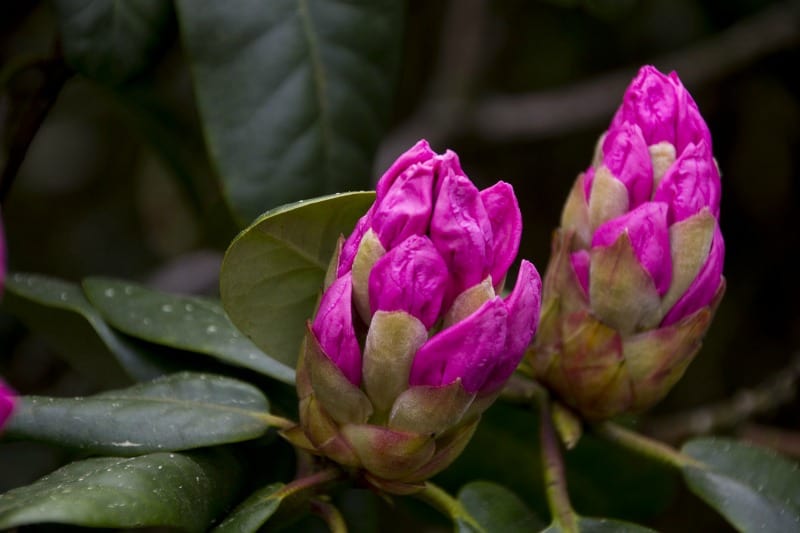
xmin=213 ymin=483 xmax=285 ymax=533
xmin=83 ymin=277 xmax=295 ymax=385
xmin=51 ymin=0 xmax=174 ymax=85
xmin=221 ymin=192 xmax=375 ymax=368
xmin=542 ymin=517 xmax=656 ymax=532
xmin=1 ymin=273 xmax=171 ymax=386
xmin=0 ymin=449 xmax=241 ymax=531
xmin=457 ymin=481 xmax=544 ymax=533
xmin=175 ymin=0 xmax=404 ymax=223
xmin=4 ymin=372 xmax=272 ymax=454
xmin=682 ymin=437 xmax=800 ymax=532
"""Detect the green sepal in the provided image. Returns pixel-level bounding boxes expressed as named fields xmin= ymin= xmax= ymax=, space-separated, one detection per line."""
xmin=299 ymin=394 xmax=360 ymax=468
xmin=560 ymin=174 xmax=592 ymax=249
xmin=341 ymin=424 xmax=436 ymax=481
xmin=552 ymin=402 xmax=583 ymax=449
xmin=363 ymin=311 xmax=428 ymax=416
xmin=589 ymin=231 xmax=661 ymax=333
xmin=351 ymin=228 xmax=386 ymax=324
xmin=404 ymin=417 xmax=480 ymax=483
xmin=587 ymin=166 xmax=629 ymax=233
xmin=388 ymin=379 xmax=475 ymax=436
xmin=443 ymin=276 xmax=495 ymax=328
xmin=363 ymin=473 xmax=425 ymax=496
xmin=303 ymin=324 xmax=373 ymax=425
xmin=649 ymin=141 xmax=676 ymax=187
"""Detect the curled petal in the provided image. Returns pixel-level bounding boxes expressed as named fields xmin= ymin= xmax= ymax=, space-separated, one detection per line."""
xmin=430 ymin=163 xmax=493 ymax=305
xmin=375 ymin=139 xmax=437 ymax=203
xmin=592 ymin=202 xmax=672 ymax=296
xmin=662 ymin=225 xmax=724 ymax=326
xmin=670 ymin=71 xmax=713 ymax=152
xmin=409 ymin=298 xmax=507 ymax=393
xmin=481 ymin=261 xmax=542 ymax=393
xmin=653 ymin=140 xmax=721 ymax=224
xmin=600 ymin=122 xmax=653 ymax=208
xmin=369 ymin=235 xmax=449 ymax=329
xmin=0 ymin=381 xmax=15 ymax=430
xmin=479 ymin=181 xmax=523 ymax=285
xmin=311 ymin=274 xmax=361 ymax=385
xmin=370 ymin=157 xmax=435 ymax=249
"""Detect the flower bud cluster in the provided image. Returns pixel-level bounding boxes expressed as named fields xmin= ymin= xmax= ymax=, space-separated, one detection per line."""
xmin=287 ymin=140 xmax=541 ymax=493
xmin=529 ymin=66 xmax=725 ymax=419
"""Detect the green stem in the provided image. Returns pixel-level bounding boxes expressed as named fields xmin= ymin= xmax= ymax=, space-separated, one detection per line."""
xmin=595 ymin=421 xmax=705 ymax=469
xmin=539 ymin=394 xmax=579 ymax=532
xmin=310 ymin=498 xmax=348 ymax=533
xmin=415 ymin=482 xmax=483 ymax=532
xmin=261 ymin=412 xmax=297 ymax=431
xmin=274 ymin=466 xmax=344 ymax=501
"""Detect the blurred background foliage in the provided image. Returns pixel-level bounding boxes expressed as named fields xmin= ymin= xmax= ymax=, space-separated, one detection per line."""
xmin=1 ymin=0 xmax=798 ymax=530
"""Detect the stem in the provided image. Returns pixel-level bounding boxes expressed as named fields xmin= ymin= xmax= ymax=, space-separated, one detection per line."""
xmin=310 ymin=498 xmax=348 ymax=533
xmin=415 ymin=482 xmax=483 ymax=532
xmin=274 ymin=466 xmax=344 ymax=501
xmin=539 ymin=394 xmax=579 ymax=532
xmin=595 ymin=422 xmax=705 ymax=469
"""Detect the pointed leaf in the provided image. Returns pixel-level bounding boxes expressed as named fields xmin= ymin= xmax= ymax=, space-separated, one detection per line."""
xmin=52 ymin=0 xmax=174 ymax=85
xmin=175 ymin=0 xmax=405 ymax=223
xmin=0 ymin=449 xmax=242 ymax=531
xmin=457 ymin=481 xmax=544 ymax=533
xmin=213 ymin=483 xmax=285 ymax=533
xmin=220 ymin=192 xmax=375 ymax=368
xmin=682 ymin=438 xmax=800 ymax=532
xmin=83 ymin=278 xmax=295 ymax=385
xmin=1 ymin=273 xmax=170 ymax=385
xmin=4 ymin=372 xmax=271 ymax=454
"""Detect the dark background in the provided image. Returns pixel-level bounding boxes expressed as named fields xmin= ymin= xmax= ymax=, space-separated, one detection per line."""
xmin=1 ymin=1 xmax=798 ymax=530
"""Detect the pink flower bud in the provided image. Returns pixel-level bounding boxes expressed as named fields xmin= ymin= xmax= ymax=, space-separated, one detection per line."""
xmin=368 ymin=235 xmax=448 ymax=329
xmin=292 ymin=140 xmax=542 ymax=492
xmin=0 ymin=380 xmax=15 ymax=431
xmin=530 ymin=66 xmax=725 ymax=419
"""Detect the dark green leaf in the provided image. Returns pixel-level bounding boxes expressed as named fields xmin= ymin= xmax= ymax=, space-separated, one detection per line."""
xmin=1 ymin=273 xmax=170 ymax=385
xmin=542 ymin=517 xmax=656 ymax=532
xmin=213 ymin=483 xmax=285 ymax=532
xmin=457 ymin=481 xmax=544 ymax=533
xmin=0 ymin=449 xmax=242 ymax=531
xmin=221 ymin=192 xmax=375 ymax=367
xmin=682 ymin=438 xmax=800 ymax=532
xmin=5 ymin=372 xmax=271 ymax=454
xmin=175 ymin=0 xmax=404 ymax=223
xmin=52 ymin=0 xmax=174 ymax=85
xmin=83 ymin=278 xmax=295 ymax=385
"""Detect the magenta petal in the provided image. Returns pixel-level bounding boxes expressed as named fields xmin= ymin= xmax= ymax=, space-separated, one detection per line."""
xmin=479 ymin=181 xmax=523 ymax=285
xmin=601 ymin=122 xmax=653 ymax=208
xmin=669 ymin=71 xmax=713 ymax=152
xmin=593 ymin=202 xmax=672 ymax=296
xmin=370 ymin=158 xmax=435 ymax=249
xmin=582 ymin=166 xmax=596 ymax=201
xmin=311 ymin=274 xmax=362 ymax=385
xmin=430 ymin=167 xmax=493 ymax=305
xmin=653 ymin=140 xmax=721 ymax=224
xmin=662 ymin=225 xmax=724 ymax=326
xmin=338 ymin=205 xmax=375 ymax=278
xmin=375 ymin=139 xmax=437 ymax=202
xmin=480 ymin=261 xmax=542 ymax=393
xmin=0 ymin=381 xmax=15 ymax=430
xmin=368 ymin=235 xmax=449 ymax=329
xmin=409 ymin=298 xmax=508 ymax=393
xmin=571 ymin=250 xmax=591 ymax=294
xmin=612 ymin=65 xmax=679 ymax=146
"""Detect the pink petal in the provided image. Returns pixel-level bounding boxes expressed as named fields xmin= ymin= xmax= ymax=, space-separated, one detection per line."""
xmin=311 ymin=274 xmax=362 ymax=385
xmin=592 ymin=202 xmax=672 ymax=296
xmin=409 ymin=298 xmax=508 ymax=393
xmin=370 ymin=157 xmax=436 ymax=249
xmin=662 ymin=225 xmax=724 ymax=326
xmin=0 ymin=381 xmax=15 ymax=431
xmin=368 ymin=235 xmax=449 ymax=329
xmin=480 ymin=261 xmax=542 ymax=393
xmin=653 ymin=140 xmax=721 ymax=224
xmin=601 ymin=122 xmax=653 ymax=208
xmin=479 ymin=182 xmax=523 ymax=286
xmin=338 ymin=205 xmax=375 ymax=278
xmin=571 ymin=250 xmax=591 ymax=294
xmin=430 ymin=165 xmax=493 ymax=307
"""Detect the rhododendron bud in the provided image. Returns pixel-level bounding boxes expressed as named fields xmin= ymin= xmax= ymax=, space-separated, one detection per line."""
xmin=0 ymin=381 xmax=15 ymax=431
xmin=284 ymin=140 xmax=542 ymax=494
xmin=529 ymin=66 xmax=724 ymax=420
